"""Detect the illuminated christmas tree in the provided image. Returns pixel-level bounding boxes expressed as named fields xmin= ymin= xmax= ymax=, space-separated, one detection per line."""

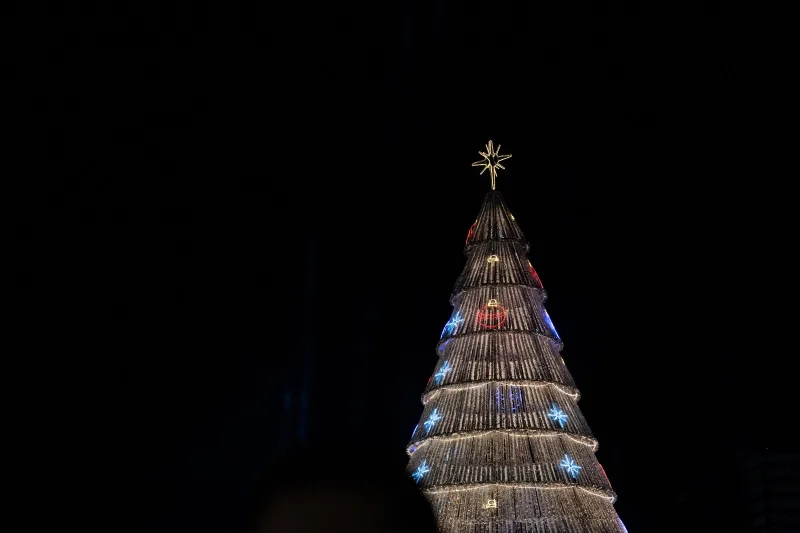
xmin=407 ymin=141 xmax=628 ymax=533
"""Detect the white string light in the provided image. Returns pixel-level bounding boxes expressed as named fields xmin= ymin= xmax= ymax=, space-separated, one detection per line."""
xmin=407 ymin=428 xmax=599 ymax=455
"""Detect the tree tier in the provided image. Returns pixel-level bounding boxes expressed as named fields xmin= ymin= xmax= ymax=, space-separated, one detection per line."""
xmin=407 ymin=432 xmax=608 ymax=490
xmin=451 ymin=241 xmax=544 ymax=301
xmin=407 ymin=428 xmax=597 ymax=456
xmin=440 ymin=286 xmax=562 ymax=349
xmin=430 ymin=332 xmax=575 ymax=394
xmin=410 ymin=381 xmax=594 ymax=443
xmin=423 ymin=485 xmax=625 ymax=533
xmin=464 ymin=191 xmax=529 ymax=254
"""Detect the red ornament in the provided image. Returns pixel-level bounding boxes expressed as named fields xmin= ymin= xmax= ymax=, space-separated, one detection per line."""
xmin=529 ymin=265 xmax=542 ymax=287
xmin=466 ymin=220 xmax=477 ymax=244
xmin=477 ymin=300 xmax=508 ymax=329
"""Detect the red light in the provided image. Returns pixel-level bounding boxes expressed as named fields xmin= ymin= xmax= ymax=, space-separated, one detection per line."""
xmin=529 ymin=265 xmax=542 ymax=287
xmin=466 ymin=220 xmax=477 ymax=244
xmin=477 ymin=304 xmax=508 ymax=329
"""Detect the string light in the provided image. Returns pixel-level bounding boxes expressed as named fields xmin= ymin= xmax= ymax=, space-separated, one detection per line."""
xmin=424 ymin=379 xmax=579 ymax=404
xmin=424 ymin=481 xmax=615 ymax=500
xmin=407 ymin=427 xmax=599 ymax=455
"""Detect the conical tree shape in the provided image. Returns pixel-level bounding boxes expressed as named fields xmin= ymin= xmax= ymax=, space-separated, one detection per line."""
xmin=407 ymin=190 xmax=628 ymax=533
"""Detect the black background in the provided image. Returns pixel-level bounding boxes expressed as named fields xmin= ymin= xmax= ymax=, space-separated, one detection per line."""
xmin=28 ymin=1 xmax=792 ymax=532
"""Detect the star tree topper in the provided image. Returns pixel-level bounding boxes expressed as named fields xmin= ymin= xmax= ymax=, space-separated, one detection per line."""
xmin=472 ymin=140 xmax=511 ymax=190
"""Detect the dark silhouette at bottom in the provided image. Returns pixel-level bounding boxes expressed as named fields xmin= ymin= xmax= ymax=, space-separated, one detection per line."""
xmin=248 ymin=445 xmax=438 ymax=533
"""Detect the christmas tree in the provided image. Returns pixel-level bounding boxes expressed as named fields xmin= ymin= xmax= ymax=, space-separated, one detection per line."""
xmin=407 ymin=141 xmax=627 ymax=533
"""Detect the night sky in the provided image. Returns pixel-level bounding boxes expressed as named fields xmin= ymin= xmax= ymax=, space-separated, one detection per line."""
xmin=32 ymin=2 xmax=791 ymax=532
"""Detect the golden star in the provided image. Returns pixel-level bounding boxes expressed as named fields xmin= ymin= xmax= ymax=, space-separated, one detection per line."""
xmin=472 ymin=140 xmax=511 ymax=190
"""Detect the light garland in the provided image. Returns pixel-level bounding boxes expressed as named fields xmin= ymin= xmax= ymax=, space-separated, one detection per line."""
xmin=424 ymin=481 xmax=615 ymax=501
xmin=407 ymin=427 xmax=599 ymax=455
xmin=424 ymin=379 xmax=579 ymax=404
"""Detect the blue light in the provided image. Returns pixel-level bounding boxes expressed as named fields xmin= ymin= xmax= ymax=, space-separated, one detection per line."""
xmin=440 ymin=311 xmax=464 ymax=338
xmin=495 ymin=385 xmax=523 ymax=412
xmin=560 ymin=454 xmax=582 ymax=478
xmin=542 ymin=309 xmax=560 ymax=339
xmin=438 ymin=338 xmax=452 ymax=354
xmin=424 ymin=408 xmax=442 ymax=433
xmin=411 ymin=424 xmax=419 ymax=438
xmin=412 ymin=460 xmax=431 ymax=482
xmin=547 ymin=404 xmax=568 ymax=428
xmin=435 ymin=361 xmax=452 ymax=384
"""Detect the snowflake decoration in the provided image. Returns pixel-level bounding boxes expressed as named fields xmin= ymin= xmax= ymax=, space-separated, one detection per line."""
xmin=424 ymin=408 xmax=442 ymax=433
xmin=560 ymin=454 xmax=582 ymax=478
xmin=547 ymin=405 xmax=568 ymax=428
xmin=412 ymin=460 xmax=431 ymax=482
xmin=435 ymin=361 xmax=452 ymax=384
xmin=440 ymin=311 xmax=464 ymax=338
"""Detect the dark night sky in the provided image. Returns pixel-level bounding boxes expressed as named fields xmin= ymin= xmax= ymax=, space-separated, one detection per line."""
xmin=28 ymin=2 xmax=792 ymax=532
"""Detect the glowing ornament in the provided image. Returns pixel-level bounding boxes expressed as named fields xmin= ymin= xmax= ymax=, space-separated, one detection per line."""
xmin=560 ymin=454 xmax=582 ymax=478
xmin=411 ymin=424 xmax=419 ymax=438
xmin=477 ymin=300 xmax=508 ymax=329
xmin=484 ymin=499 xmax=497 ymax=509
xmin=440 ymin=311 xmax=464 ymax=338
xmin=424 ymin=408 xmax=442 ymax=432
xmin=435 ymin=361 xmax=452 ymax=384
xmin=547 ymin=404 xmax=568 ymax=428
xmin=412 ymin=460 xmax=431 ymax=482
xmin=487 ymin=255 xmax=499 ymax=263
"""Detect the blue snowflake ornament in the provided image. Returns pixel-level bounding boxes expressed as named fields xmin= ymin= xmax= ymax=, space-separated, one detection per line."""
xmin=547 ymin=405 xmax=568 ymax=428
xmin=412 ymin=460 xmax=431 ymax=482
xmin=435 ymin=361 xmax=452 ymax=384
xmin=424 ymin=408 xmax=442 ymax=433
xmin=560 ymin=454 xmax=582 ymax=478
xmin=440 ymin=311 xmax=464 ymax=338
